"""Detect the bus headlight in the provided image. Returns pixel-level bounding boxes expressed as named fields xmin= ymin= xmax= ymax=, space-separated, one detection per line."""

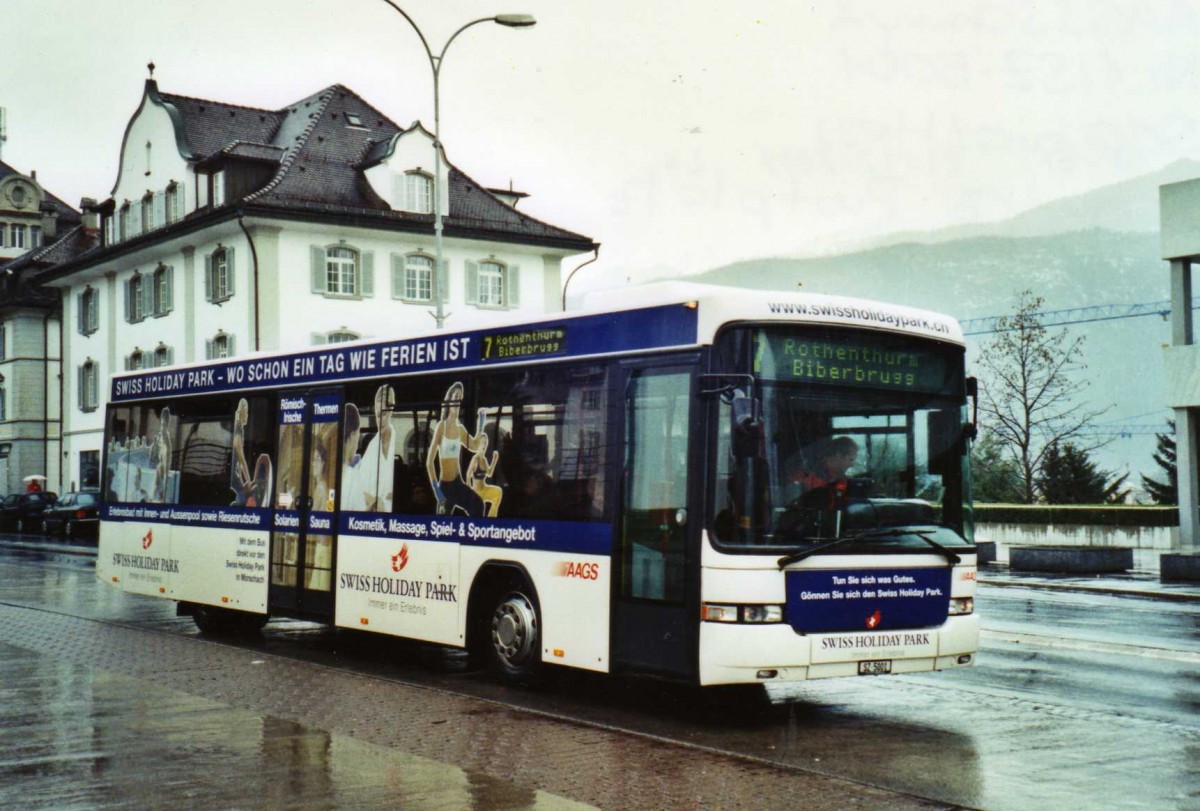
xmin=948 ymin=597 xmax=974 ymax=616
xmin=701 ymin=604 xmax=784 ymax=623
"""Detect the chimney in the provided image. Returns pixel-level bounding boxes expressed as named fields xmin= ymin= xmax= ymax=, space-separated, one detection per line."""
xmin=39 ymin=202 xmax=58 ymax=241
xmin=80 ymin=197 xmax=99 ymax=231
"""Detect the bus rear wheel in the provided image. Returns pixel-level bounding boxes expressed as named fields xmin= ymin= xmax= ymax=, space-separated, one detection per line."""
xmin=489 ymin=589 xmax=542 ymax=684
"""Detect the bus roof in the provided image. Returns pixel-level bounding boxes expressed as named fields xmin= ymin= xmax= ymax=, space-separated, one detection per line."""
xmin=110 ymin=283 xmax=963 ymax=403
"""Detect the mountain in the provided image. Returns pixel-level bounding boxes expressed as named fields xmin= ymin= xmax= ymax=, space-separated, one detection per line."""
xmin=803 ymin=157 xmax=1200 ymax=257
xmin=687 ymin=160 xmax=1200 ymax=490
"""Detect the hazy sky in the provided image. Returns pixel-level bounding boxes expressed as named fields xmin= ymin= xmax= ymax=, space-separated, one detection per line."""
xmin=5 ymin=0 xmax=1200 ymax=293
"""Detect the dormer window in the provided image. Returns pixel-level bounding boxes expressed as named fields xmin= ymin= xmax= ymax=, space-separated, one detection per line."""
xmin=345 ymin=112 xmax=364 ymax=128
xmin=118 ymin=203 xmax=130 ymax=241
xmin=403 ymin=171 xmax=433 ymax=214
xmin=212 ymin=170 xmax=226 ymax=206
xmin=166 ymin=181 xmax=182 ymax=224
xmin=141 ymin=192 xmax=155 ymax=233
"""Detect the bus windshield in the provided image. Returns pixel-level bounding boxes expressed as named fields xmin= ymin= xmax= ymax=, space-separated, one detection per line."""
xmin=710 ymin=325 xmax=972 ymax=550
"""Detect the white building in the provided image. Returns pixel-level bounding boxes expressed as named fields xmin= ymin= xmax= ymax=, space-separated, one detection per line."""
xmin=38 ymin=79 xmax=597 ymax=489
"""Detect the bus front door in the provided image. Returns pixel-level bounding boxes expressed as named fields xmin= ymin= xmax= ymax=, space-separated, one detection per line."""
xmin=268 ymin=389 xmax=342 ymax=618
xmin=613 ymin=366 xmax=695 ymax=677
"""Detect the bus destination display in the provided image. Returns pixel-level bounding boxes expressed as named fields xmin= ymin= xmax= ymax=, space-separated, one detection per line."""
xmin=754 ymin=329 xmax=954 ymax=393
xmin=480 ymin=326 xmax=567 ymax=362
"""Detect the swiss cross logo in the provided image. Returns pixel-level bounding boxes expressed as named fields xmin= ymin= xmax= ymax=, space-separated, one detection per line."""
xmin=391 ymin=543 xmax=409 ymax=572
xmin=865 ymin=609 xmax=882 ymax=629
xmin=142 ymin=530 xmax=153 ymax=550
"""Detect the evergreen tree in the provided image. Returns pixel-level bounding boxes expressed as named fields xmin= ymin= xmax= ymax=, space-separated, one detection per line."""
xmin=1141 ymin=421 xmax=1177 ymax=505
xmin=1036 ymin=442 xmax=1130 ymax=504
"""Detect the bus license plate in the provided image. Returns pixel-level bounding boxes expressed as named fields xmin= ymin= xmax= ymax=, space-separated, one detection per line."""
xmin=858 ymin=660 xmax=892 ymax=676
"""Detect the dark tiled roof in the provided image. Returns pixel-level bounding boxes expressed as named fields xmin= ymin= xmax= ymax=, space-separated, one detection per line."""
xmin=221 ymin=142 xmax=286 ymax=162
xmin=0 ymin=225 xmax=97 ymax=307
xmin=161 ymin=82 xmax=594 ymax=249
xmin=157 ymin=92 xmax=282 ymax=161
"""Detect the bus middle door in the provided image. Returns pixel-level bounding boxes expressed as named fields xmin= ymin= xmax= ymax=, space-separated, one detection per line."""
xmin=268 ymin=389 xmax=341 ymax=618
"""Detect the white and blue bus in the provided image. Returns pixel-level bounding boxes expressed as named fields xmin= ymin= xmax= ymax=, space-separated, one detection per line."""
xmin=97 ymin=282 xmax=978 ymax=687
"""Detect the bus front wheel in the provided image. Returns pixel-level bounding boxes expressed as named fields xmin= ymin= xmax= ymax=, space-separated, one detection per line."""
xmin=192 ymin=605 xmax=268 ymax=635
xmin=489 ymin=589 xmax=542 ymax=684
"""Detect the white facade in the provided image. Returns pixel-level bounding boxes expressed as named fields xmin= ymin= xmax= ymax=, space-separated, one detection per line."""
xmin=48 ymin=81 xmax=593 ymax=490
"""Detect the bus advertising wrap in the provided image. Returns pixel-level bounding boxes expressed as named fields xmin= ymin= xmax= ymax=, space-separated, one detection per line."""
xmin=110 ymin=305 xmax=698 ymax=402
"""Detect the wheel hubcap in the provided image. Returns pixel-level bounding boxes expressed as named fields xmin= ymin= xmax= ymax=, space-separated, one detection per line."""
xmin=491 ymin=594 xmax=537 ymax=667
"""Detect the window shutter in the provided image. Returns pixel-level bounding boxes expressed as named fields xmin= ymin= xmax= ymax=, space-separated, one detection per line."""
xmin=163 ymin=266 xmax=174 ymax=313
xmin=361 ymin=251 xmax=374 ymax=297
xmin=204 ymin=253 xmax=213 ymax=302
xmin=228 ymin=334 xmax=236 ymax=356
xmin=391 ymin=254 xmax=404 ymax=298
xmin=77 ymin=365 xmax=83 ymax=409
xmin=124 ymin=279 xmax=132 ymax=322
xmin=76 ymin=292 xmax=85 ymax=334
xmin=205 ymin=339 xmax=214 ymax=360
xmin=312 ymin=332 xmax=328 ymax=345
xmin=167 ymin=347 xmax=175 ymax=365
xmin=465 ymin=261 xmax=479 ymax=304
xmin=226 ymin=247 xmax=236 ymax=296
xmin=153 ymin=192 xmax=167 ymax=229
xmin=507 ymin=264 xmax=521 ymax=308
xmin=130 ymin=203 xmax=142 ymax=235
xmin=311 ymin=246 xmax=326 ymax=293
xmin=124 ymin=355 xmax=131 ymax=372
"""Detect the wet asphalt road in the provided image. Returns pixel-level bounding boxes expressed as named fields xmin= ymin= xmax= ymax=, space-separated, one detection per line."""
xmin=1 ymin=540 xmax=1198 ymax=810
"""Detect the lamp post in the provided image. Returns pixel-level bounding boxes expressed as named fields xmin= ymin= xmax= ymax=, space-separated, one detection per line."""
xmin=378 ymin=2 xmax=536 ymax=328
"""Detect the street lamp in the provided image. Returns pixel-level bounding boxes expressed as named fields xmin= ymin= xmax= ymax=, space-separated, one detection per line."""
xmin=377 ymin=2 xmax=537 ymax=328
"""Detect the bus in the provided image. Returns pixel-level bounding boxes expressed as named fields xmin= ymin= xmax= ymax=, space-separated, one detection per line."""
xmin=97 ymin=282 xmax=978 ymax=688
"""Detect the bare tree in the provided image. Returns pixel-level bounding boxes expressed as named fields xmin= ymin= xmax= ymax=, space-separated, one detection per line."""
xmin=975 ymin=290 xmax=1110 ymax=503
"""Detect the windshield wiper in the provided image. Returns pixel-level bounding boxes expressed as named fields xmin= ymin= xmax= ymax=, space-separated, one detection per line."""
xmin=847 ymin=527 xmax=961 ymax=565
xmin=776 ymin=536 xmax=860 ymax=569
xmin=776 ymin=527 xmax=961 ymax=569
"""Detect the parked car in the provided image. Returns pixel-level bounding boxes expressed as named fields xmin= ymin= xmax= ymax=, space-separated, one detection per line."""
xmin=40 ymin=491 xmax=100 ymax=540
xmin=0 ymin=491 xmax=58 ymax=533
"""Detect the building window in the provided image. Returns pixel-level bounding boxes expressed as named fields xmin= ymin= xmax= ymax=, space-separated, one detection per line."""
xmin=0 ymin=225 xmax=5 ymax=247
xmin=327 ymin=330 xmax=359 ymax=343
xmin=205 ymin=246 xmax=235 ymax=302
xmin=78 ymin=287 xmax=99 ymax=335
xmin=154 ymin=343 xmax=174 ymax=367
xmin=394 ymin=253 xmax=434 ymax=302
xmin=152 ymin=264 xmax=173 ymax=316
xmin=142 ymin=194 xmax=154 ymax=233
xmin=126 ymin=349 xmax=146 ymax=371
xmin=0 ymin=323 xmax=6 ymax=361
xmin=30 ymin=225 xmax=41 ymax=248
xmin=467 ymin=260 xmax=520 ymax=309
xmin=10 ymin=224 xmax=25 ymax=249
xmin=213 ymin=170 xmax=226 ymax=206
xmin=118 ymin=204 xmax=130 ymax=241
xmin=78 ymin=360 xmax=99 ymax=412
xmin=0 ymin=387 xmax=6 ymax=421
xmin=311 ymin=244 xmax=373 ymax=298
xmin=406 ymin=172 xmax=433 ymax=214
xmin=125 ymin=272 xmax=146 ymax=322
xmin=166 ymin=182 xmax=182 ymax=224
xmin=205 ymin=332 xmax=235 ymax=360
xmin=346 ymin=112 xmax=364 ymax=127
xmin=326 ymin=246 xmax=357 ymax=295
